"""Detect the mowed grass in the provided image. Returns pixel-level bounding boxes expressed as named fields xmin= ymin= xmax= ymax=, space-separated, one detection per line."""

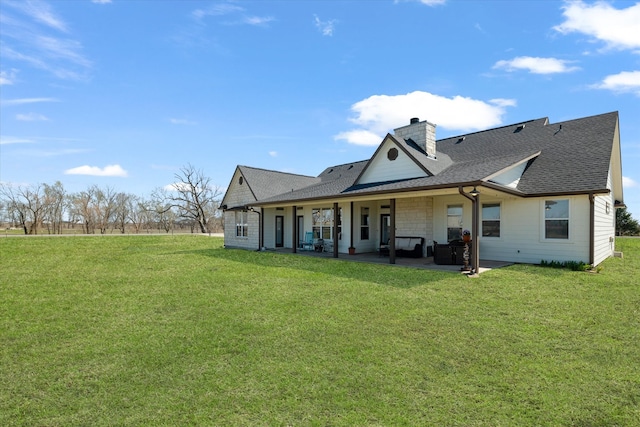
xmin=1 ymin=236 xmax=638 ymax=426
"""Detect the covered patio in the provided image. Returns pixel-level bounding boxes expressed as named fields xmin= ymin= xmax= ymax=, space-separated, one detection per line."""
xmin=270 ymin=247 xmax=512 ymax=275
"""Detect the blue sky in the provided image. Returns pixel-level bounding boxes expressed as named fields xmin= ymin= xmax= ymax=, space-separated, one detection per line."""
xmin=1 ymin=0 xmax=639 ymax=216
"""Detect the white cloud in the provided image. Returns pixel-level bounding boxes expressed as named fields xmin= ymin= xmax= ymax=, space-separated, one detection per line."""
xmin=269 ymin=151 xmax=278 ymax=157
xmin=591 ymin=71 xmax=640 ymax=96
xmin=16 ymin=112 xmax=49 ymax=121
xmin=192 ymin=3 xmax=272 ymax=26
xmin=0 ymin=136 xmax=34 ymax=145
xmin=64 ymin=164 xmax=128 ymax=177
xmin=244 ymin=16 xmax=275 ymax=26
xmin=1 ymin=97 xmax=58 ymax=106
xmin=168 ymin=118 xmax=197 ymax=125
xmin=554 ymin=1 xmax=640 ymax=52
xmin=493 ymin=56 xmax=580 ymax=74
xmin=314 ymin=15 xmax=337 ymax=36
xmin=164 ymin=182 xmax=194 ymax=192
xmin=92 ymin=0 xmax=112 ymax=4
xmin=335 ymin=91 xmax=515 ymax=146
xmin=192 ymin=3 xmax=244 ymax=20
xmin=35 ymin=35 xmax=92 ymax=68
xmin=6 ymin=0 xmax=68 ymax=33
xmin=623 ymin=176 xmax=638 ymax=188
xmin=0 ymin=69 xmax=18 ymax=85
xmin=1 ymin=2 xmax=92 ymax=80
xmin=395 ymin=0 xmax=447 ymax=6
xmin=334 ymin=130 xmax=381 ymax=146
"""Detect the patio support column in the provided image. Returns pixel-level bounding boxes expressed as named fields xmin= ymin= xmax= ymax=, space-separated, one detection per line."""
xmin=349 ymin=202 xmax=354 ymax=249
xmin=389 ymin=198 xmax=396 ymax=264
xmin=472 ymin=194 xmax=480 ymax=273
xmin=259 ymin=208 xmax=264 ymax=251
xmin=292 ymin=205 xmax=297 ymax=253
xmin=459 ymin=186 xmax=480 ymax=274
xmin=333 ymin=202 xmax=339 ymax=258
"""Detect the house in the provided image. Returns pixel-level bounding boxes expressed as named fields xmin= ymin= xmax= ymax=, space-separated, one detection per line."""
xmin=221 ymin=111 xmax=624 ymax=269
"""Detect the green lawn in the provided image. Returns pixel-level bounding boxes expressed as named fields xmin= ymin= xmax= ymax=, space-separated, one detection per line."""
xmin=1 ymin=236 xmax=638 ymax=426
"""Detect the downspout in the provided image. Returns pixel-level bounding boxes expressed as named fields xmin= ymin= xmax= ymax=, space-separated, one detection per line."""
xmin=589 ymin=193 xmax=595 ymax=266
xmin=458 ymin=187 xmax=480 ymax=274
xmin=247 ymin=206 xmax=262 ymax=250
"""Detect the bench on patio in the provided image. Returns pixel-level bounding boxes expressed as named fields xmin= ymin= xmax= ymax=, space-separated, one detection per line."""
xmin=379 ymin=237 xmax=425 ymax=258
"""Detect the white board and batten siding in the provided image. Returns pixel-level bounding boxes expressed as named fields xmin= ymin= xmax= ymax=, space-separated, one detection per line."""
xmin=358 ymin=139 xmax=428 ymax=185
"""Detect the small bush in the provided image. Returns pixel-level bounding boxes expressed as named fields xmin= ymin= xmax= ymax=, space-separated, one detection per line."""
xmin=540 ymin=259 xmax=591 ymax=271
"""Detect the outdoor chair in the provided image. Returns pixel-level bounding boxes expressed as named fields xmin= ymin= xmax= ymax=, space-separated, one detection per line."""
xmin=301 ymin=231 xmax=314 ymax=251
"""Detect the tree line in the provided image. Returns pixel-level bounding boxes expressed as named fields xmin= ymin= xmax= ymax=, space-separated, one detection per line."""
xmin=0 ymin=164 xmax=224 ymax=235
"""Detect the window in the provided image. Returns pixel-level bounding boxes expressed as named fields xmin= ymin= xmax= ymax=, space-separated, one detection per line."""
xmin=447 ymin=204 xmax=463 ymax=241
xmin=312 ymin=208 xmax=334 ymax=239
xmin=360 ymin=207 xmax=370 ymax=240
xmin=545 ymin=199 xmax=569 ymax=239
xmin=482 ymin=203 xmax=501 ymax=237
xmin=235 ymin=210 xmax=248 ymax=237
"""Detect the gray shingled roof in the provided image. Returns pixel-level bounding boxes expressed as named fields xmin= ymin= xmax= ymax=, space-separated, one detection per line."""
xmin=221 ymin=166 xmax=319 ymax=208
xmin=250 ymin=111 xmax=618 ymax=205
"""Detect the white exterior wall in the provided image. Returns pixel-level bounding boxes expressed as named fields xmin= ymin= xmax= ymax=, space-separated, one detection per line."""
xmin=480 ymin=196 xmax=590 ymax=264
xmin=222 ymin=169 xmax=260 ymax=250
xmin=593 ymin=194 xmax=615 ymax=265
xmin=358 ymin=139 xmax=428 ymax=184
xmin=433 ymin=194 xmax=592 ymax=264
xmin=593 ymin=168 xmax=616 ymax=265
xmin=261 ymin=208 xmax=292 ymax=249
xmin=489 ymin=163 xmax=527 ymax=189
xmin=353 ymin=201 xmax=378 ymax=253
xmin=223 ymin=210 xmax=260 ymax=250
xmin=432 ymin=195 xmax=473 ymax=244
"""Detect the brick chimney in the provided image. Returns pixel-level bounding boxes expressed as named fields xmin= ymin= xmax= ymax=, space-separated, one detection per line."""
xmin=393 ymin=117 xmax=437 ymax=158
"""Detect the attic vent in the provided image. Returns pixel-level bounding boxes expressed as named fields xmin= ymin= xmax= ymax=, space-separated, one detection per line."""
xmin=514 ymin=124 xmax=526 ymax=133
xmin=456 ymin=136 xmax=466 ymax=144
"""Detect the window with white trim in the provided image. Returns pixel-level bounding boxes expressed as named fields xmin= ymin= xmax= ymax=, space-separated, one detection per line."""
xmin=360 ymin=207 xmax=370 ymax=240
xmin=312 ymin=208 xmax=333 ymax=239
xmin=235 ymin=210 xmax=248 ymax=237
xmin=544 ymin=199 xmax=569 ymax=239
xmin=447 ymin=204 xmax=463 ymax=241
xmin=482 ymin=203 xmax=501 ymax=237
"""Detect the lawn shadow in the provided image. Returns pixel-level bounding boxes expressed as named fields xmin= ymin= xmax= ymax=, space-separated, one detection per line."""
xmin=180 ymin=247 xmax=461 ymax=289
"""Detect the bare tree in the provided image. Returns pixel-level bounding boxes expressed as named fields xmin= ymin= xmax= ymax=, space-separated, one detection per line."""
xmin=125 ymin=195 xmax=147 ymax=234
xmin=93 ymin=186 xmax=118 ymax=234
xmin=42 ymin=181 xmax=66 ymax=234
xmin=0 ymin=183 xmax=47 ymax=234
xmin=113 ymin=192 xmax=132 ymax=234
xmin=70 ymin=188 xmax=96 ymax=233
xmin=160 ymin=164 xmax=223 ymax=233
